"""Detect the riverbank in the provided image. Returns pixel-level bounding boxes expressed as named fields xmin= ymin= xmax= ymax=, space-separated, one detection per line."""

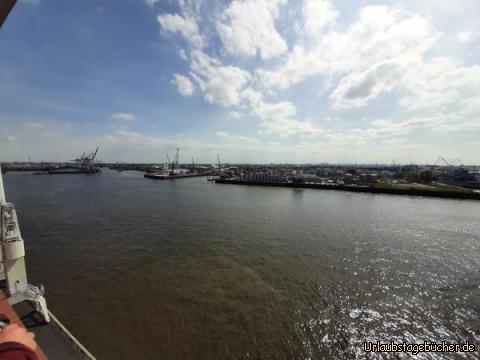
xmin=214 ymin=179 xmax=480 ymax=200
xmin=144 ymin=173 xmax=207 ymax=180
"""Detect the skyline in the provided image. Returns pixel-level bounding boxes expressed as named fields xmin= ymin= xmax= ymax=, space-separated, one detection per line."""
xmin=1 ymin=0 xmax=480 ymax=164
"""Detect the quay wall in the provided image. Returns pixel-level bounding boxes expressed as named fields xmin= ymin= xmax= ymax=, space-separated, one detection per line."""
xmin=214 ymin=179 xmax=480 ymax=201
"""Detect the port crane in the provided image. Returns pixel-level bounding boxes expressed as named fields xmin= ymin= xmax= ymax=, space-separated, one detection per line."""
xmin=0 ymin=164 xmax=50 ymax=322
xmin=435 ymin=156 xmax=452 ymax=167
xmin=72 ymin=147 xmax=100 ymax=171
xmin=434 ymin=156 xmax=463 ymax=167
xmin=434 ymin=156 xmax=464 ymax=176
xmin=165 ymin=148 xmax=180 ymax=175
xmin=174 ymin=148 xmax=179 ymax=166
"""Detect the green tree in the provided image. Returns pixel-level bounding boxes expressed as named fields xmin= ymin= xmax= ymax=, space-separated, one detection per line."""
xmin=420 ymin=170 xmax=433 ymax=183
xmin=405 ymin=170 xmax=420 ymax=183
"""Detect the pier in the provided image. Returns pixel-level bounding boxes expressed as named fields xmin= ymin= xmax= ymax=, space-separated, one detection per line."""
xmin=144 ymin=173 xmax=207 ymax=180
xmin=215 ymin=179 xmax=480 ymax=200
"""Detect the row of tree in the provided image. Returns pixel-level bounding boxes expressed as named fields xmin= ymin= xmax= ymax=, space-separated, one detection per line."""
xmin=404 ymin=170 xmax=434 ymax=183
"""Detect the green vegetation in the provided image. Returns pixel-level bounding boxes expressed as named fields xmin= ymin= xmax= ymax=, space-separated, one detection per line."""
xmin=404 ymin=170 xmax=434 ymax=183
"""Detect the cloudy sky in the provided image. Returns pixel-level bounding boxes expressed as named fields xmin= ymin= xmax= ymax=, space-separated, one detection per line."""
xmin=1 ymin=0 xmax=479 ymax=164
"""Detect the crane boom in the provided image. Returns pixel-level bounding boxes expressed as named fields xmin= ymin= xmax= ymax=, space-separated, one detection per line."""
xmin=435 ymin=156 xmax=451 ymax=167
xmin=175 ymin=148 xmax=179 ymax=165
xmin=91 ymin=147 xmax=99 ymax=161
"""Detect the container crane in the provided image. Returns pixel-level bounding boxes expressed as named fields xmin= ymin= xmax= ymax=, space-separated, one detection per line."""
xmin=174 ymin=148 xmax=179 ymax=166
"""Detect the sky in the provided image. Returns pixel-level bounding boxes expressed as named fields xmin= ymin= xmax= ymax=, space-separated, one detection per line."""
xmin=1 ymin=0 xmax=479 ymax=164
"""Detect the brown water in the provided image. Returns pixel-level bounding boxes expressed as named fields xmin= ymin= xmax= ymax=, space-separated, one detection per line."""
xmin=4 ymin=170 xmax=480 ymax=359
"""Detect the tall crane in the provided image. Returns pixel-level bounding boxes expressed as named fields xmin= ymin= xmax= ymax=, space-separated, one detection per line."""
xmin=71 ymin=147 xmax=100 ymax=172
xmin=91 ymin=147 xmax=99 ymax=162
xmin=435 ymin=156 xmax=451 ymax=167
xmin=434 ymin=156 xmax=463 ymax=176
xmin=174 ymin=148 xmax=179 ymax=167
xmin=165 ymin=148 xmax=180 ymax=175
xmin=164 ymin=153 xmax=171 ymax=173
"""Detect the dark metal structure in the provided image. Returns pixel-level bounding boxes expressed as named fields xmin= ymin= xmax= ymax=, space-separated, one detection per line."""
xmin=0 ymin=0 xmax=16 ymax=28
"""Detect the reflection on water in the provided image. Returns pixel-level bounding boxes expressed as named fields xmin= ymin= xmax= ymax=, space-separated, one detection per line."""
xmin=4 ymin=170 xmax=480 ymax=359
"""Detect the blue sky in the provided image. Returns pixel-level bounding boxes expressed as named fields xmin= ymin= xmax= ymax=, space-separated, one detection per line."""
xmin=1 ymin=0 xmax=479 ymax=164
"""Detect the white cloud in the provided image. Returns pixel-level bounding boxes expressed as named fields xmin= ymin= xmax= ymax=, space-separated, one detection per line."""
xmin=148 ymin=1 xmax=480 ymax=162
xmin=229 ymin=111 xmax=242 ymax=119
xmin=215 ymin=131 xmax=261 ymax=145
xmin=145 ymin=0 xmax=159 ymax=7
xmin=253 ymin=101 xmax=296 ymax=123
xmin=259 ymin=117 xmax=324 ymax=138
xmin=190 ymin=50 xmax=251 ymax=106
xmin=157 ymin=13 xmax=204 ymax=49
xmin=216 ymin=0 xmax=288 ymax=59
xmin=261 ymin=5 xmax=441 ymax=102
xmin=303 ymin=0 xmax=338 ymax=38
xmin=399 ymin=57 xmax=480 ymax=112
xmin=172 ymin=74 xmax=195 ymax=96
xmin=329 ymin=61 xmax=403 ymax=108
xmin=2 ymin=118 xmax=479 ymax=164
xmin=251 ymin=100 xmax=325 ymax=138
xmin=178 ymin=49 xmax=188 ymax=61
xmin=111 ymin=113 xmax=136 ymax=123
xmin=457 ymin=31 xmax=478 ymax=43
xmin=178 ymin=0 xmax=201 ymax=16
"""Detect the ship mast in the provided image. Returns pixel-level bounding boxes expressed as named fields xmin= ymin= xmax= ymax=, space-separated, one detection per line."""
xmin=0 ymin=164 xmax=50 ymax=322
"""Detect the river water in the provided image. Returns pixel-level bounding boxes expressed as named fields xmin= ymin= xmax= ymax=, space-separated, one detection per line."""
xmin=3 ymin=170 xmax=480 ymax=359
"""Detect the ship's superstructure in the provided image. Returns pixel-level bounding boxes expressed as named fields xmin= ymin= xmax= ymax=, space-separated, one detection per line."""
xmin=0 ymin=165 xmax=50 ymax=322
xmin=1 ymin=4 xmax=97 ymax=358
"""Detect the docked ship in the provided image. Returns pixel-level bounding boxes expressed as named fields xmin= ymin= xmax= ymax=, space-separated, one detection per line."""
xmin=144 ymin=148 xmax=205 ymax=180
xmin=41 ymin=149 xmax=101 ymax=175
xmin=1 ymin=2 xmax=96 ymax=359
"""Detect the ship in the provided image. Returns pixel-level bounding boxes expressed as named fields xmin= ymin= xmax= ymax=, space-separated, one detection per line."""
xmin=38 ymin=149 xmax=101 ymax=175
xmin=0 ymin=171 xmax=96 ymax=359
xmin=1 ymin=2 xmax=96 ymax=359
xmin=144 ymin=147 xmax=207 ymax=180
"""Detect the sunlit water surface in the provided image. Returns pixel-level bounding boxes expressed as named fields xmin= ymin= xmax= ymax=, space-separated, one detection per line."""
xmin=4 ymin=170 xmax=480 ymax=359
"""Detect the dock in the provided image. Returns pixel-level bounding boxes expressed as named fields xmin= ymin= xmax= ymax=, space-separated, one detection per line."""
xmin=214 ymin=179 xmax=480 ymax=200
xmin=144 ymin=173 xmax=207 ymax=180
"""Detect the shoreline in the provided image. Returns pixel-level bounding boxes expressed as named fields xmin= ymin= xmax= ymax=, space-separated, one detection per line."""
xmin=214 ymin=179 xmax=480 ymax=201
xmin=144 ymin=173 xmax=207 ymax=180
